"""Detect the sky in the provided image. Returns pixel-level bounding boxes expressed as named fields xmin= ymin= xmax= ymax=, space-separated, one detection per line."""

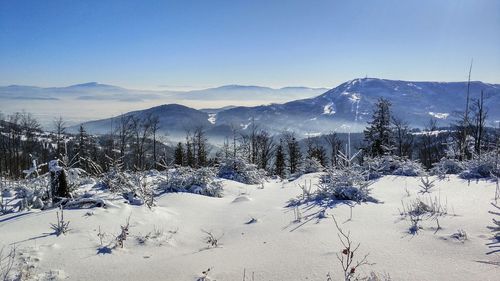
xmin=1 ymin=0 xmax=499 ymax=90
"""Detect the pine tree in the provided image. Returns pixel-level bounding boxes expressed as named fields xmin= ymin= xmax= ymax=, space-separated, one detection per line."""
xmin=285 ymin=133 xmax=302 ymax=174
xmin=194 ymin=127 xmax=208 ymax=167
xmin=74 ymin=125 xmax=89 ymax=169
xmin=174 ymin=142 xmax=184 ymax=166
xmin=274 ymin=139 xmax=286 ymax=178
xmin=363 ymin=98 xmax=393 ymax=157
xmin=306 ymin=138 xmax=327 ymax=167
xmin=185 ymin=140 xmax=195 ymax=167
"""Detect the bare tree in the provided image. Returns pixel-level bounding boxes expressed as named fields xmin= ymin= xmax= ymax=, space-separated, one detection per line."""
xmin=391 ymin=116 xmax=413 ymax=158
xmin=471 ymin=90 xmax=487 ymax=158
xmin=256 ymin=130 xmax=275 ymax=170
xmin=324 ymin=132 xmax=343 ymax=168
xmin=53 ymin=116 xmax=67 ymax=158
xmin=131 ymin=116 xmax=152 ymax=170
xmin=148 ymin=115 xmax=161 ymax=169
xmin=116 ymin=115 xmax=133 ymax=161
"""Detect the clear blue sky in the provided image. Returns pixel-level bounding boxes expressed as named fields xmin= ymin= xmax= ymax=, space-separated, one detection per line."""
xmin=1 ymin=0 xmax=499 ymax=90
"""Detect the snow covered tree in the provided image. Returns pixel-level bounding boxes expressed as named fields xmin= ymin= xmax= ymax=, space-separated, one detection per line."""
xmin=49 ymin=160 xmax=70 ymax=201
xmin=363 ymin=98 xmax=393 ymax=157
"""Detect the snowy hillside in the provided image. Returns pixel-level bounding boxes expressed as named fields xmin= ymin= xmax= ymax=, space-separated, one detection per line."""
xmin=0 ymin=174 xmax=498 ymax=280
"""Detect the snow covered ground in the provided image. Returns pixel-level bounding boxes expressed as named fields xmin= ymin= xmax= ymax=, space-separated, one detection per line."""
xmin=1 ymin=174 xmax=499 ymax=280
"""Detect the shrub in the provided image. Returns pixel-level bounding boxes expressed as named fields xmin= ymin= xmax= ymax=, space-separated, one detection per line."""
xmin=218 ymin=157 xmax=265 ymax=184
xmin=431 ymin=157 xmax=464 ymax=176
xmin=364 ymin=156 xmax=424 ymax=179
xmin=302 ymin=158 xmax=324 ymax=174
xmin=418 ymin=176 xmax=436 ymax=194
xmin=50 ymin=206 xmax=70 ymax=236
xmin=316 ymin=167 xmax=375 ymax=203
xmin=161 ymin=167 xmax=223 ymax=197
xmin=460 ymin=151 xmax=500 ymax=179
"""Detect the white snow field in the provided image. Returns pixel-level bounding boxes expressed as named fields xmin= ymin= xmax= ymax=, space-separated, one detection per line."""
xmin=1 ymin=174 xmax=499 ymax=280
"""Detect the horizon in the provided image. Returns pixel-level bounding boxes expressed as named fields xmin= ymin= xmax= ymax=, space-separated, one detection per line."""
xmin=2 ymin=76 xmax=500 ymax=92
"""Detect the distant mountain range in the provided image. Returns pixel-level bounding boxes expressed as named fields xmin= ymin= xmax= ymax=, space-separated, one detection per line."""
xmin=0 ymin=82 xmax=327 ymax=103
xmin=70 ymin=78 xmax=500 ymax=140
xmin=0 ymin=83 xmax=327 ymax=126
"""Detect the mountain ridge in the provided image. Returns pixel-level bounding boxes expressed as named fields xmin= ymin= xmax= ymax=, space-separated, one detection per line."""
xmin=71 ymin=78 xmax=500 ymax=140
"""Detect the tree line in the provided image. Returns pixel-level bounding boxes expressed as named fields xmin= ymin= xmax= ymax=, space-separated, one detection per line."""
xmin=0 ymin=89 xmax=497 ymax=180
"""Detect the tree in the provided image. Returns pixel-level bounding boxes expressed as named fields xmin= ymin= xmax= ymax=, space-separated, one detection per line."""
xmin=185 ymin=138 xmax=195 ymax=168
xmin=53 ymin=116 xmax=67 ymax=158
xmin=74 ymin=125 xmax=89 ymax=167
xmin=306 ymin=137 xmax=327 ymax=167
xmin=149 ymin=115 xmax=161 ymax=168
xmin=391 ymin=116 xmax=413 ymax=158
xmin=174 ymin=142 xmax=184 ymax=166
xmin=324 ymin=132 xmax=343 ymax=168
xmin=130 ymin=116 xmax=152 ymax=170
xmin=418 ymin=118 xmax=445 ymax=169
xmin=256 ymin=130 xmax=275 ymax=170
xmin=274 ymin=139 xmax=286 ymax=178
xmin=471 ymin=90 xmax=487 ymax=157
xmin=116 ymin=115 xmax=133 ymax=161
xmin=363 ymin=98 xmax=393 ymax=157
xmin=193 ymin=126 xmax=208 ymax=167
xmin=284 ymin=132 xmax=302 ymax=174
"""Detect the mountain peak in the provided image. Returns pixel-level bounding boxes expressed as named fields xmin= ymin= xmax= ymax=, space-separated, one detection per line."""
xmin=68 ymin=82 xmax=118 ymax=89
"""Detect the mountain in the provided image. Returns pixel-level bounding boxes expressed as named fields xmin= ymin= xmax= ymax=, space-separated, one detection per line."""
xmin=74 ymin=78 xmax=500 ymax=140
xmin=214 ymin=78 xmax=500 ymax=134
xmin=0 ymin=83 xmax=325 ymax=102
xmin=79 ymin=104 xmax=212 ymax=136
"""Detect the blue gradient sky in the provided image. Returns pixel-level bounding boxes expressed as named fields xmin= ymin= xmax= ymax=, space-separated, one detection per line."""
xmin=1 ymin=0 xmax=499 ymax=90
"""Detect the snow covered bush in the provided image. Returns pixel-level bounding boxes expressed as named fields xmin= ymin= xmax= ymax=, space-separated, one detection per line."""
xmin=430 ymin=157 xmax=464 ymax=176
xmin=160 ymin=167 xmax=223 ymax=197
xmin=460 ymin=151 xmax=500 ymax=179
xmin=363 ymin=156 xmax=424 ymax=179
xmin=315 ymin=167 xmax=375 ymax=203
xmin=217 ymin=157 xmax=265 ymax=184
xmin=302 ymin=158 xmax=324 ymax=174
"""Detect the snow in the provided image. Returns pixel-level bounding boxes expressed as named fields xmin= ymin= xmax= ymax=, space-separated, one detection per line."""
xmin=240 ymin=122 xmax=251 ymax=130
xmin=429 ymin=111 xmax=450 ymax=119
xmin=322 ymin=102 xmax=336 ymax=115
xmin=348 ymin=92 xmax=361 ymax=103
xmin=407 ymin=82 xmax=423 ymax=90
xmin=208 ymin=113 xmax=217 ymax=125
xmin=0 ymin=175 xmax=498 ymax=280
